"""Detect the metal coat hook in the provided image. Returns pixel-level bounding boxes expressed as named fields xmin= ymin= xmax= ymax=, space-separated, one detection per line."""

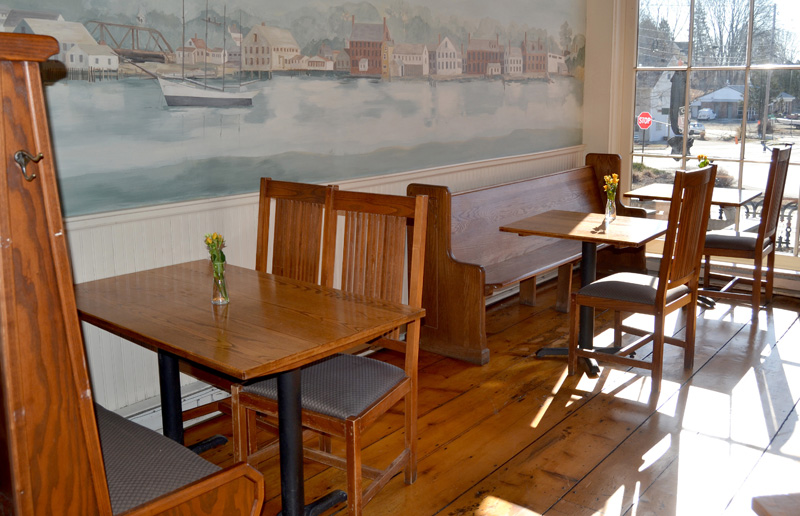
xmin=14 ymin=150 xmax=44 ymax=182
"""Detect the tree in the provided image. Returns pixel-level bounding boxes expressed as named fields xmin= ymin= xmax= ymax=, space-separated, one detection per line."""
xmin=560 ymin=21 xmax=572 ymax=53
xmin=637 ymin=12 xmax=678 ymax=67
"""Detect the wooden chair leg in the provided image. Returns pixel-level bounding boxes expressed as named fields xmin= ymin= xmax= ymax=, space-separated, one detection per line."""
xmin=245 ymin=408 xmax=258 ymax=456
xmin=684 ymin=299 xmax=697 ymax=370
xmin=766 ymin=249 xmax=776 ymax=303
xmin=231 ymin=385 xmax=246 ymax=463
xmin=567 ymin=293 xmax=579 ymax=376
xmin=651 ymin=315 xmax=665 ymax=392
xmin=404 ymin=391 xmax=417 ymax=484
xmin=752 ymin=257 xmax=763 ymax=308
xmin=703 ymin=255 xmax=711 ymax=288
xmin=555 ymin=263 xmax=573 ymax=313
xmin=613 ymin=311 xmax=622 ymax=348
xmin=346 ymin=419 xmax=363 ymax=516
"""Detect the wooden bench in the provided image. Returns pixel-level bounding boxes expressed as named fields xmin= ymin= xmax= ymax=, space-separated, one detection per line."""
xmin=407 ymin=153 xmax=647 ymax=364
xmin=0 ymin=33 xmax=264 ymax=516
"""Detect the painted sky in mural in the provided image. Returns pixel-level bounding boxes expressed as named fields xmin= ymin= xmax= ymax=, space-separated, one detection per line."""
xmin=4 ymin=0 xmax=586 ymax=216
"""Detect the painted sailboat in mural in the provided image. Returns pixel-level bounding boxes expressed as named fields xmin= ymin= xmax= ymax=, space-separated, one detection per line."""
xmin=157 ymin=77 xmax=257 ymax=107
xmin=158 ymin=2 xmax=257 ymax=107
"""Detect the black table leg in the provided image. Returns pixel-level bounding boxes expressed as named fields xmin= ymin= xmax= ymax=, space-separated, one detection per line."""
xmin=535 ymin=241 xmax=600 ymax=375
xmin=578 ymin=242 xmax=601 ymax=375
xmin=157 ymin=349 xmax=184 ymax=444
xmin=277 ymin=369 xmax=305 ymax=516
xmin=277 ymin=369 xmax=347 ymax=516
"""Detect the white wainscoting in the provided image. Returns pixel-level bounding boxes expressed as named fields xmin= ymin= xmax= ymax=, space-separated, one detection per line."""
xmin=68 ymin=146 xmax=584 ymax=414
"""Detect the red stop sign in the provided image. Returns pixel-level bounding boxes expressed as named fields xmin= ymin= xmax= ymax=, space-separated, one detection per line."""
xmin=637 ymin=111 xmax=653 ymax=130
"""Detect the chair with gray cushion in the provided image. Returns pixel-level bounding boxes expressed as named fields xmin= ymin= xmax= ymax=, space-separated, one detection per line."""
xmin=233 ymin=189 xmax=428 ymax=515
xmin=568 ymin=165 xmax=716 ymax=391
xmin=701 ymin=145 xmax=792 ymax=308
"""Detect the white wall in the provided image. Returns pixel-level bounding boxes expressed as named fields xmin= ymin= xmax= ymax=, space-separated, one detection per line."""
xmin=582 ymin=0 xmax=638 ymax=189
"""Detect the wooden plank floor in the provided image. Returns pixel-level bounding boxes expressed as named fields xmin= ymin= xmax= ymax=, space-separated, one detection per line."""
xmin=187 ymin=279 xmax=800 ymax=515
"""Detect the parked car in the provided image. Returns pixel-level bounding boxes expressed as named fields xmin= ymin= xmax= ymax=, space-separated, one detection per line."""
xmin=697 ymin=108 xmax=716 ymax=120
xmin=689 ymin=121 xmax=706 ymax=139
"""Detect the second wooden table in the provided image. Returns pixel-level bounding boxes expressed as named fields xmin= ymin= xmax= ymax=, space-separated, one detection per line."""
xmin=501 ymin=211 xmax=668 ymax=368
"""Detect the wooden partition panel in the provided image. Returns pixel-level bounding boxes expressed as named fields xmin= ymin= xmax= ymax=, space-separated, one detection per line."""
xmin=0 ymin=33 xmax=112 ymax=515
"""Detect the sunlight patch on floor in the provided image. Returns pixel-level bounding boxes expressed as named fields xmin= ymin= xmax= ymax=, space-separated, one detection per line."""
xmin=530 ymin=368 xmax=568 ymax=428
xmin=639 ymin=434 xmax=672 ymax=473
xmin=475 ymin=495 xmax=542 ymax=516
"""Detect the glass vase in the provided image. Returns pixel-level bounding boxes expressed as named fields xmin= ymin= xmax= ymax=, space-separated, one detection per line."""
xmin=211 ymin=261 xmax=229 ymax=305
xmin=605 ymin=194 xmax=617 ymax=224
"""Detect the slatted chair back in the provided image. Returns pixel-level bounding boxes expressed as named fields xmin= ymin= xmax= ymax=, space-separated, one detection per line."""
xmin=758 ymin=146 xmax=792 ymax=249
xmin=322 ymin=189 xmax=425 ymax=307
xmin=658 ymin=165 xmax=717 ymax=300
xmin=256 ymin=178 xmax=336 ymax=283
xmin=0 ymin=33 xmax=263 ymax=516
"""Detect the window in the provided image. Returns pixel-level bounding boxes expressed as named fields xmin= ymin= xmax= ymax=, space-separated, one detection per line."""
xmin=631 ymin=0 xmax=800 ymax=262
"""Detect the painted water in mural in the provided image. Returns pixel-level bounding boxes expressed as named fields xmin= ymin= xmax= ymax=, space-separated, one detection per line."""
xmin=6 ymin=0 xmax=587 ymax=215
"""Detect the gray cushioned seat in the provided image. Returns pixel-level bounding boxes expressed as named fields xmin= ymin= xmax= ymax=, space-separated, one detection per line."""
xmin=243 ymin=354 xmax=407 ymax=419
xmin=704 ymin=230 xmax=770 ymax=252
xmin=578 ymin=272 xmax=689 ymax=305
xmin=95 ymin=404 xmax=220 ymax=515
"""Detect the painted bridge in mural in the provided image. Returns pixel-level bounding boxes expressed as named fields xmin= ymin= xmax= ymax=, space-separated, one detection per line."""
xmin=85 ymin=21 xmax=173 ymax=63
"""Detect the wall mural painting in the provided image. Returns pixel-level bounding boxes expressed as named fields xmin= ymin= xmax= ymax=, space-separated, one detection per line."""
xmin=5 ymin=0 xmax=587 ymax=216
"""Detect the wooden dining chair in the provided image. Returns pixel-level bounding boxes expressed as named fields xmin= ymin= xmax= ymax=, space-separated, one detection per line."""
xmin=568 ymin=165 xmax=716 ymax=391
xmin=700 ymin=145 xmax=792 ymax=307
xmin=180 ymin=178 xmax=336 ymax=425
xmin=232 ymin=189 xmax=428 ymax=515
xmin=0 ymin=32 xmax=264 ymax=516
xmin=255 ymin=177 xmax=337 ymax=281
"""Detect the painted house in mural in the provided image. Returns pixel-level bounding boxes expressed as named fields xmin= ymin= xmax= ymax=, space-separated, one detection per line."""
xmin=287 ymin=54 xmax=308 ymax=70
xmin=65 ymin=43 xmax=119 ymax=72
xmin=184 ymin=35 xmax=225 ymax=66
xmin=346 ymin=17 xmax=392 ymax=77
xmin=242 ymin=23 xmax=300 ymax=72
xmin=334 ymin=50 xmax=350 ymax=72
xmin=307 ymin=55 xmax=334 ymax=71
xmin=393 ymin=43 xmax=428 ymax=77
xmin=504 ymin=44 xmax=523 ymax=75
xmin=13 ymin=18 xmax=96 ymax=65
xmin=548 ymin=52 xmax=567 ymax=75
xmin=3 ymin=9 xmax=63 ymax=31
xmin=465 ymin=35 xmax=503 ymax=75
xmin=521 ymin=33 xmax=548 ymax=74
xmin=430 ymin=36 xmax=462 ymax=76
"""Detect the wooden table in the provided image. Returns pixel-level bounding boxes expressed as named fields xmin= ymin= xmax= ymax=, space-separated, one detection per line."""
xmin=75 ymin=260 xmax=425 ymax=516
xmin=624 ymin=183 xmax=761 ymax=208
xmin=625 ymin=183 xmax=762 ymax=223
xmin=500 ymin=211 xmax=668 ymax=370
